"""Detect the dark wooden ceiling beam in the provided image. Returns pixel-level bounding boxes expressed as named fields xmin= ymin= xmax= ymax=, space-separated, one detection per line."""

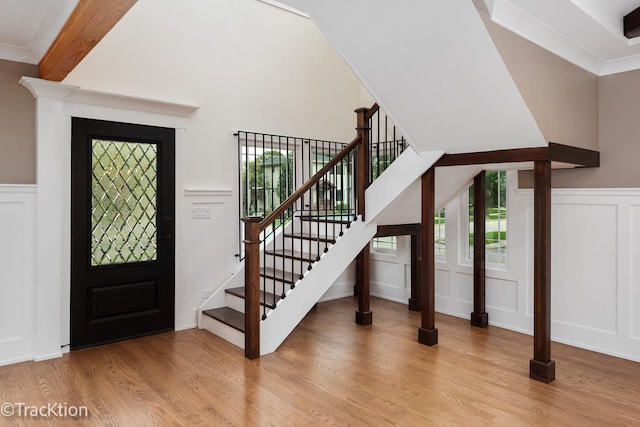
xmin=435 ymin=147 xmax=547 ymax=167
xmin=624 ymin=6 xmax=640 ymax=39
xmin=376 ymin=223 xmax=421 ymax=237
xmin=435 ymin=143 xmax=599 ymax=168
xmin=547 ymin=142 xmax=600 ymax=167
xmin=39 ymin=0 xmax=138 ymax=81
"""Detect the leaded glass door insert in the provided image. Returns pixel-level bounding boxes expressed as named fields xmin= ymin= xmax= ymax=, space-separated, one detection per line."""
xmin=91 ymin=139 xmax=158 ymax=265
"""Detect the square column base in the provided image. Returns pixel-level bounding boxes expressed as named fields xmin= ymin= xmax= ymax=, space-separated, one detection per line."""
xmin=418 ymin=327 xmax=438 ymax=346
xmin=470 ymin=312 xmax=489 ymax=328
xmin=530 ymin=359 xmax=556 ymax=383
xmin=408 ymin=298 xmax=421 ymax=312
xmin=355 ymin=310 xmax=372 ymax=325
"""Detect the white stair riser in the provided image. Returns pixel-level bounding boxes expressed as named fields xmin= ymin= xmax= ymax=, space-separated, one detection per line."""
xmin=201 ymin=315 xmax=245 ymax=349
xmin=225 ymin=293 xmax=245 ymax=313
xmin=264 ymin=256 xmax=311 ymax=276
xmin=282 ymin=237 xmax=333 ymax=254
xmin=225 ymin=292 xmax=275 ymax=316
xmin=299 ymin=221 xmax=348 ymax=239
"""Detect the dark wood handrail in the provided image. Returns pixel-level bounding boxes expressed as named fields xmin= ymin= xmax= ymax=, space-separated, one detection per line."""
xmin=364 ymin=103 xmax=379 ymax=120
xmin=260 ymin=135 xmax=362 ymax=231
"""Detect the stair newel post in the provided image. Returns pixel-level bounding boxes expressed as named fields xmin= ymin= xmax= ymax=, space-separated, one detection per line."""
xmin=354 ymin=107 xmax=372 ymax=325
xmin=242 ymin=216 xmax=262 ymax=359
xmin=355 ymin=107 xmax=369 ymax=221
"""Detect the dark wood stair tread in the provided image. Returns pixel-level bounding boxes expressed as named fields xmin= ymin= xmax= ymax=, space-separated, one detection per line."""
xmin=283 ymin=232 xmax=336 ymax=244
xmin=225 ymin=286 xmax=282 ymax=308
xmin=298 ymin=215 xmax=351 ymax=225
xmin=300 ymin=216 xmax=351 ymax=224
xmin=261 ymin=267 xmax=298 ymax=284
xmin=265 ymin=248 xmax=317 ymax=262
xmin=202 ymin=307 xmax=244 ymax=332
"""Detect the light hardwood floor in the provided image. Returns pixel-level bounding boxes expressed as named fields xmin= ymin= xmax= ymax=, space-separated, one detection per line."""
xmin=1 ymin=297 xmax=639 ymax=426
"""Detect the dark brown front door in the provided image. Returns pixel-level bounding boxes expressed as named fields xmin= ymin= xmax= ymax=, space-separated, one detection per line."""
xmin=71 ymin=118 xmax=175 ymax=349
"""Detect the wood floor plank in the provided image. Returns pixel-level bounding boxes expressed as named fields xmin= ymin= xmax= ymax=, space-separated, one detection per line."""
xmin=0 ymin=297 xmax=639 ymax=425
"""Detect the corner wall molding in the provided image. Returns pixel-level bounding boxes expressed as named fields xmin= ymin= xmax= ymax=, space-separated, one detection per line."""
xmin=0 ymin=184 xmax=37 ymax=193
xmin=20 ymin=77 xmax=199 ymax=120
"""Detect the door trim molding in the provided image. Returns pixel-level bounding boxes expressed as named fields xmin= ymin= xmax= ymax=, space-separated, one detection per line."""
xmin=19 ymin=77 xmax=198 ymax=361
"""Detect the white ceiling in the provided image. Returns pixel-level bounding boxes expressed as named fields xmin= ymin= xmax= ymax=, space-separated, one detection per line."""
xmin=0 ymin=0 xmax=78 ymax=64
xmin=485 ymin=0 xmax=640 ymax=75
xmin=1 ymin=0 xmax=640 ymax=76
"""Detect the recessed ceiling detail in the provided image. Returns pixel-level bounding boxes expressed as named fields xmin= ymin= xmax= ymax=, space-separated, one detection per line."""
xmin=485 ymin=0 xmax=640 ymax=76
xmin=0 ymin=0 xmax=78 ymax=64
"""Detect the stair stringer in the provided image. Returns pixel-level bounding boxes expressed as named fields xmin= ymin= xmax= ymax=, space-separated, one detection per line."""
xmin=366 ymin=148 xmax=444 ymax=222
xmin=260 ymin=217 xmax=377 ymax=355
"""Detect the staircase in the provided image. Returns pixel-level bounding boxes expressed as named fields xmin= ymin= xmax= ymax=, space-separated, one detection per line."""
xmin=198 ymin=104 xmax=439 ymax=357
xmin=201 ymin=213 xmax=348 ymax=341
xmin=201 ymin=211 xmax=376 ymax=352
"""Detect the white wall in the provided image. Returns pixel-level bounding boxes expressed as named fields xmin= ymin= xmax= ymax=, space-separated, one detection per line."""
xmin=0 ymin=186 xmax=36 ymax=366
xmin=61 ymin=0 xmax=364 ymax=332
xmin=349 ymin=186 xmax=640 ymax=363
xmin=63 ymin=0 xmax=362 ymax=188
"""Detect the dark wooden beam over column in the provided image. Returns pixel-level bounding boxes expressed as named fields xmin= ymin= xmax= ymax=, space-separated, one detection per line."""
xmin=355 ymin=245 xmax=372 ymax=325
xmin=471 ymin=171 xmax=489 ymax=328
xmin=39 ymin=0 xmax=138 ymax=81
xmin=530 ymin=160 xmax=555 ymax=383
xmin=418 ymin=167 xmax=438 ymax=345
xmin=435 ymin=142 xmax=599 ymax=168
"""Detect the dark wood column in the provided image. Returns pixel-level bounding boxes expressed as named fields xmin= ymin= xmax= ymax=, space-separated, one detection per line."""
xmin=242 ymin=217 xmax=262 ymax=359
xmin=355 ymin=107 xmax=369 ymax=221
xmin=408 ymin=234 xmax=422 ymax=311
xmin=418 ymin=167 xmax=438 ymax=345
xmin=354 ymin=106 xmax=372 ymax=325
xmin=471 ymin=171 xmax=488 ymax=327
xmin=355 ymin=244 xmax=372 ymax=325
xmin=530 ymin=160 xmax=555 ymax=383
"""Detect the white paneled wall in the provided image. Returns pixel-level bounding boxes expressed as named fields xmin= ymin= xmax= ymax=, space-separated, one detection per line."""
xmin=632 ymin=205 xmax=640 ymax=340
xmin=536 ymin=189 xmax=640 ymax=361
xmin=332 ymin=188 xmax=640 ymax=363
xmin=176 ymin=189 xmax=236 ymax=330
xmin=0 ymin=186 xmax=36 ymax=366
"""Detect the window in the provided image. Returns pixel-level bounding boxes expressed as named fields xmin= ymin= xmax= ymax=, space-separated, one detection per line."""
xmin=435 ymin=208 xmax=445 ymax=259
xmin=372 ymin=236 xmax=397 ymax=253
xmin=372 ymin=210 xmax=445 ymax=258
xmin=466 ymin=171 xmax=507 ymax=265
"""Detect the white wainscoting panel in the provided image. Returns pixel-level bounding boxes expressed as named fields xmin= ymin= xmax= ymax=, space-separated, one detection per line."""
xmin=434 ymin=269 xmax=450 ymax=298
xmin=0 ymin=186 xmax=36 ymax=366
xmin=630 ymin=205 xmax=640 ymax=341
xmin=486 ymin=277 xmax=518 ymax=314
xmin=176 ymin=189 xmax=234 ymax=330
xmin=551 ymin=203 xmax=618 ymax=334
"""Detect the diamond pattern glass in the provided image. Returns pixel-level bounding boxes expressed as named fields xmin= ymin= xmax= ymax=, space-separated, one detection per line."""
xmin=91 ymin=139 xmax=158 ymax=266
